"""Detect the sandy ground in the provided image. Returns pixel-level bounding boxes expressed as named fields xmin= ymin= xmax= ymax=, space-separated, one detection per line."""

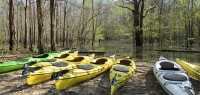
xmin=0 ymin=56 xmax=200 ymax=95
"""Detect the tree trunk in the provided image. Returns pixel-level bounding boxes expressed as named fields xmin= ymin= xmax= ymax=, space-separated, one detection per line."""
xmin=16 ymin=4 xmax=19 ymax=50
xmin=33 ymin=2 xmax=36 ymax=45
xmin=29 ymin=0 xmax=33 ymax=51
xmin=91 ymin=0 xmax=95 ymax=48
xmin=9 ymin=0 xmax=15 ymax=50
xmin=20 ymin=8 xmax=23 ymax=43
xmin=81 ymin=0 xmax=85 ymax=46
xmin=50 ymin=0 xmax=56 ymax=51
xmin=55 ymin=2 xmax=58 ymax=44
xmin=24 ymin=0 xmax=28 ymax=48
xmin=65 ymin=1 xmax=69 ymax=48
xmin=36 ymin=0 xmax=45 ymax=54
xmin=198 ymin=20 xmax=200 ymax=48
xmin=139 ymin=0 xmax=144 ymax=46
xmin=133 ymin=2 xmax=143 ymax=46
xmin=62 ymin=1 xmax=67 ymax=47
xmin=59 ymin=4 xmax=62 ymax=46
xmin=132 ymin=10 xmax=142 ymax=46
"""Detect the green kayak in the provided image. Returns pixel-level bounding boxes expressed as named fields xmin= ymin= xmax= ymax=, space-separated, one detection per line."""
xmin=0 ymin=50 xmax=71 ymax=74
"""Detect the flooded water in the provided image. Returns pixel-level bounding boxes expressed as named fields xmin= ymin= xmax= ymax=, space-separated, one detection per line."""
xmin=84 ymin=40 xmax=200 ymax=65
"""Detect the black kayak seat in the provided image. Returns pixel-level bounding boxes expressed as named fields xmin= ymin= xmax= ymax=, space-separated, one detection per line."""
xmin=32 ymin=54 xmax=49 ymax=58
xmin=113 ymin=66 xmax=129 ymax=72
xmin=42 ymin=59 xmax=56 ymax=62
xmin=53 ymin=62 xmax=68 ymax=67
xmin=13 ymin=58 xmax=29 ymax=62
xmin=119 ymin=60 xmax=132 ymax=66
xmin=78 ymin=64 xmax=94 ymax=70
xmin=68 ymin=57 xmax=84 ymax=62
xmin=55 ymin=54 xmax=70 ymax=58
xmin=160 ymin=62 xmax=179 ymax=70
xmin=163 ymin=73 xmax=187 ymax=81
xmin=91 ymin=59 xmax=107 ymax=64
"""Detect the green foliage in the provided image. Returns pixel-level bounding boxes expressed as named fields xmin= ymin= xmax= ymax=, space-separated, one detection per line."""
xmin=96 ymin=26 xmax=104 ymax=40
xmin=194 ymin=10 xmax=200 ymax=19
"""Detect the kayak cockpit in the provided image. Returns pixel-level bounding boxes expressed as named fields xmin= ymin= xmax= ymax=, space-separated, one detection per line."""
xmin=159 ymin=62 xmax=180 ymax=71
xmin=32 ymin=54 xmax=49 ymax=58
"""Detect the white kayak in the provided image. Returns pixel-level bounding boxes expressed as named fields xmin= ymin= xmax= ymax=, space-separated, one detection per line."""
xmin=153 ymin=56 xmax=195 ymax=95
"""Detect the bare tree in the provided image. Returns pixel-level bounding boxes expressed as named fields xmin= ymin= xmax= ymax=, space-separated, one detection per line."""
xmin=33 ymin=1 xmax=36 ymax=44
xmin=9 ymin=0 xmax=15 ymax=50
xmin=91 ymin=0 xmax=95 ymax=47
xmin=36 ymin=0 xmax=45 ymax=54
xmin=62 ymin=0 xmax=67 ymax=47
xmin=16 ymin=2 xmax=19 ymax=50
xmin=50 ymin=0 xmax=56 ymax=51
xmin=29 ymin=0 xmax=33 ymax=51
xmin=23 ymin=0 xmax=28 ymax=48
xmin=55 ymin=2 xmax=58 ymax=44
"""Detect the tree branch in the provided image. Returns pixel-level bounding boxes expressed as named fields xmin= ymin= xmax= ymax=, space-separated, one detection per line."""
xmin=112 ymin=0 xmax=133 ymax=11
xmin=143 ymin=6 xmax=156 ymax=17
xmin=125 ymin=0 xmax=134 ymax=4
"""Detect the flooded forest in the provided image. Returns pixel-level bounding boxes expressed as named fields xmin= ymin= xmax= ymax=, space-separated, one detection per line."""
xmin=0 ymin=0 xmax=200 ymax=63
xmin=1 ymin=0 xmax=200 ymax=95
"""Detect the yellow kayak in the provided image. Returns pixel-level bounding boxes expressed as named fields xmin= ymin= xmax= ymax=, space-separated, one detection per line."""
xmin=52 ymin=55 xmax=115 ymax=90
xmin=109 ymin=58 xmax=136 ymax=95
xmin=25 ymin=51 xmax=79 ymax=68
xmin=22 ymin=54 xmax=95 ymax=85
xmin=176 ymin=58 xmax=200 ymax=80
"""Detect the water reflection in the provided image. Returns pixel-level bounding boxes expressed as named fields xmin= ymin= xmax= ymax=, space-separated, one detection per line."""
xmin=84 ymin=41 xmax=200 ymax=65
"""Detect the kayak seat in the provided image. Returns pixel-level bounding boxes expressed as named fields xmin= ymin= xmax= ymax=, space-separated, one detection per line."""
xmin=55 ymin=54 xmax=70 ymax=58
xmin=160 ymin=62 xmax=179 ymax=70
xmin=91 ymin=59 xmax=107 ymax=64
xmin=78 ymin=64 xmax=94 ymax=70
xmin=53 ymin=62 xmax=68 ymax=67
xmin=113 ymin=66 xmax=129 ymax=72
xmin=119 ymin=60 xmax=132 ymax=66
xmin=42 ymin=59 xmax=56 ymax=62
xmin=68 ymin=57 xmax=84 ymax=62
xmin=13 ymin=58 xmax=29 ymax=62
xmin=163 ymin=73 xmax=187 ymax=81
xmin=33 ymin=54 xmax=49 ymax=58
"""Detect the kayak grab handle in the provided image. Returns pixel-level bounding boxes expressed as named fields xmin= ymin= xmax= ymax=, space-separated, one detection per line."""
xmin=23 ymin=61 xmax=37 ymax=68
xmin=184 ymin=86 xmax=193 ymax=89
xmin=51 ymin=70 xmax=69 ymax=80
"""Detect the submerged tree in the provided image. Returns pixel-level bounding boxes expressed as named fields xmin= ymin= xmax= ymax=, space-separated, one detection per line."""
xmin=113 ymin=0 xmax=155 ymax=46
